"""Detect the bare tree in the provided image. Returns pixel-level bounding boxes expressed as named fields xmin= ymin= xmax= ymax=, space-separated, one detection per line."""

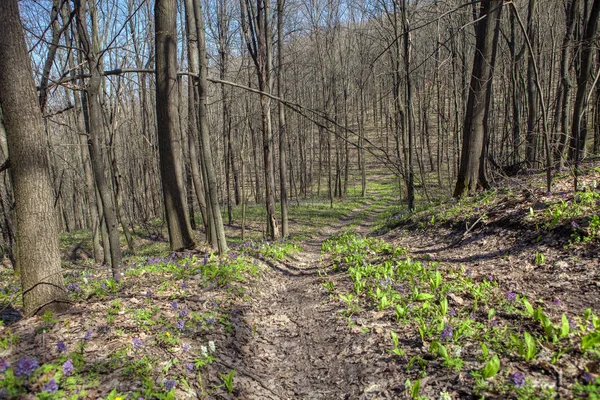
xmin=74 ymin=0 xmax=124 ymax=279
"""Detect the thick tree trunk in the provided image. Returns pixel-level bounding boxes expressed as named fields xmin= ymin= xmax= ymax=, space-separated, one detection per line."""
xmin=155 ymin=0 xmax=195 ymax=251
xmin=0 ymin=0 xmax=69 ymax=315
xmin=454 ymin=0 xmax=503 ymax=197
xmin=569 ymin=0 xmax=600 ymax=162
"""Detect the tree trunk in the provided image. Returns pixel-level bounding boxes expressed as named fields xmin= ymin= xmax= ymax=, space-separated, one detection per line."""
xmin=74 ymin=0 xmax=123 ymax=280
xmin=277 ymin=0 xmax=289 ymax=238
xmin=569 ymin=0 xmax=600 ymax=163
xmin=191 ymin=0 xmax=228 ymax=253
xmin=454 ymin=0 xmax=504 ymax=197
xmin=155 ymin=0 xmax=195 ymax=251
xmin=0 ymin=0 xmax=69 ymax=315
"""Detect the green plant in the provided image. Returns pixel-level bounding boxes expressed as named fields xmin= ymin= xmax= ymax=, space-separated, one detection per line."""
xmin=389 ymin=330 xmax=405 ymax=356
xmin=480 ymin=354 xmax=500 ymax=379
xmin=322 ymin=281 xmax=335 ymax=292
xmin=404 ymin=378 xmax=423 ymax=400
xmin=219 ymin=370 xmax=235 ymax=393
xmin=535 ymin=251 xmax=545 ymax=265
xmin=510 ymin=332 xmax=537 ymax=361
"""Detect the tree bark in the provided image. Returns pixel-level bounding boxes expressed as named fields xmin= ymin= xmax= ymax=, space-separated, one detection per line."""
xmin=0 ymin=0 xmax=69 ymax=315
xmin=454 ymin=0 xmax=503 ymax=197
xmin=155 ymin=0 xmax=195 ymax=251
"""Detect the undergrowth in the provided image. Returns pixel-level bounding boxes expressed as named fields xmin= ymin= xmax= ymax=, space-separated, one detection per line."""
xmin=320 ymin=233 xmax=600 ymax=399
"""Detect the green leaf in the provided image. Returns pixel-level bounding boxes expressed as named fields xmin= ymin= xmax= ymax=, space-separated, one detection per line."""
xmin=437 ymin=343 xmax=450 ymax=361
xmin=481 ymin=355 xmax=500 ymax=379
xmin=435 ymin=271 xmax=442 ymax=288
xmin=416 ymin=293 xmax=434 ymax=301
xmin=481 ymin=343 xmax=489 ymax=358
xmin=524 ymin=332 xmax=537 ymax=361
xmin=582 ymin=332 xmax=600 ymax=351
xmin=440 ymin=297 xmax=448 ymax=316
xmin=487 ymin=308 xmax=496 ymax=320
xmin=411 ymin=379 xmax=421 ymax=399
xmin=395 ymin=304 xmax=405 ymax=319
xmin=533 ymin=306 xmax=544 ymax=322
xmin=522 ymin=298 xmax=534 ymax=317
xmin=390 ymin=330 xmax=399 ymax=348
xmin=560 ymin=314 xmax=570 ymax=338
xmin=540 ymin=314 xmax=554 ymax=338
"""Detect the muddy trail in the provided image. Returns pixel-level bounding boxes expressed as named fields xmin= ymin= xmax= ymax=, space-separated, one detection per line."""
xmin=213 ymin=200 xmax=404 ymax=399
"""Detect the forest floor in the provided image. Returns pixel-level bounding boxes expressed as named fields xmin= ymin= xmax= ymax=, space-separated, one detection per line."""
xmin=0 ymin=166 xmax=600 ymax=399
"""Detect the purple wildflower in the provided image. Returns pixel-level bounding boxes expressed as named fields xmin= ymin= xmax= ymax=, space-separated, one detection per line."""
xmin=486 ymin=275 xmax=494 ymax=282
xmin=15 ymin=357 xmax=39 ymax=378
xmin=185 ymin=363 xmax=195 ymax=373
xmin=510 ymin=372 xmax=526 ymax=388
xmin=182 ymin=344 xmax=190 ymax=352
xmin=146 ymin=290 xmax=153 ymax=298
xmin=171 ymin=301 xmax=179 ymax=310
xmin=62 ymin=359 xmax=74 ymax=376
xmin=505 ymin=291 xmax=517 ymax=302
xmin=448 ymin=309 xmax=457 ymax=317
xmin=180 ymin=281 xmax=188 ymax=290
xmin=132 ymin=337 xmax=143 ymax=349
xmin=465 ymin=268 xmax=473 ymax=277
xmin=56 ymin=341 xmax=67 ymax=353
xmin=67 ymin=283 xmax=81 ymax=293
xmin=179 ymin=309 xmax=189 ymax=318
xmin=164 ymin=379 xmax=177 ymax=391
xmin=203 ymin=254 xmax=209 ymax=265
xmin=84 ymin=329 xmax=93 ymax=341
xmin=379 ymin=278 xmax=392 ymax=287
xmin=43 ymin=378 xmax=59 ymax=393
xmin=571 ymin=221 xmax=580 ymax=228
xmin=206 ymin=317 xmax=215 ymax=325
xmin=490 ymin=319 xmax=499 ymax=327
xmin=582 ymin=372 xmax=595 ymax=384
xmin=552 ymin=298 xmax=561 ymax=306
xmin=441 ymin=324 xmax=453 ymax=341
xmin=569 ymin=319 xmax=578 ymax=329
xmin=0 ymin=360 xmax=9 ymax=373
xmin=177 ymin=319 xmax=185 ymax=330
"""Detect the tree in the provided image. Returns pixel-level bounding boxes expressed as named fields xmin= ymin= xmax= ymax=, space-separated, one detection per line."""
xmin=74 ymin=0 xmax=124 ymax=280
xmin=155 ymin=0 xmax=196 ymax=251
xmin=240 ymin=0 xmax=280 ymax=240
xmin=0 ymin=0 xmax=69 ymax=315
xmin=188 ymin=0 xmax=228 ymax=253
xmin=276 ymin=0 xmax=289 ymax=237
xmin=454 ymin=0 xmax=503 ymax=197
xmin=569 ymin=0 xmax=600 ymax=165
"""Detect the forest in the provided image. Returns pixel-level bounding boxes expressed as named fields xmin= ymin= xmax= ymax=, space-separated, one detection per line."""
xmin=0 ymin=0 xmax=599 ymax=398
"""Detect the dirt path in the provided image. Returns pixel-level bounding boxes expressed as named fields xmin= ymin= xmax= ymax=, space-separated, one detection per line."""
xmin=214 ymin=200 xmax=404 ymax=399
